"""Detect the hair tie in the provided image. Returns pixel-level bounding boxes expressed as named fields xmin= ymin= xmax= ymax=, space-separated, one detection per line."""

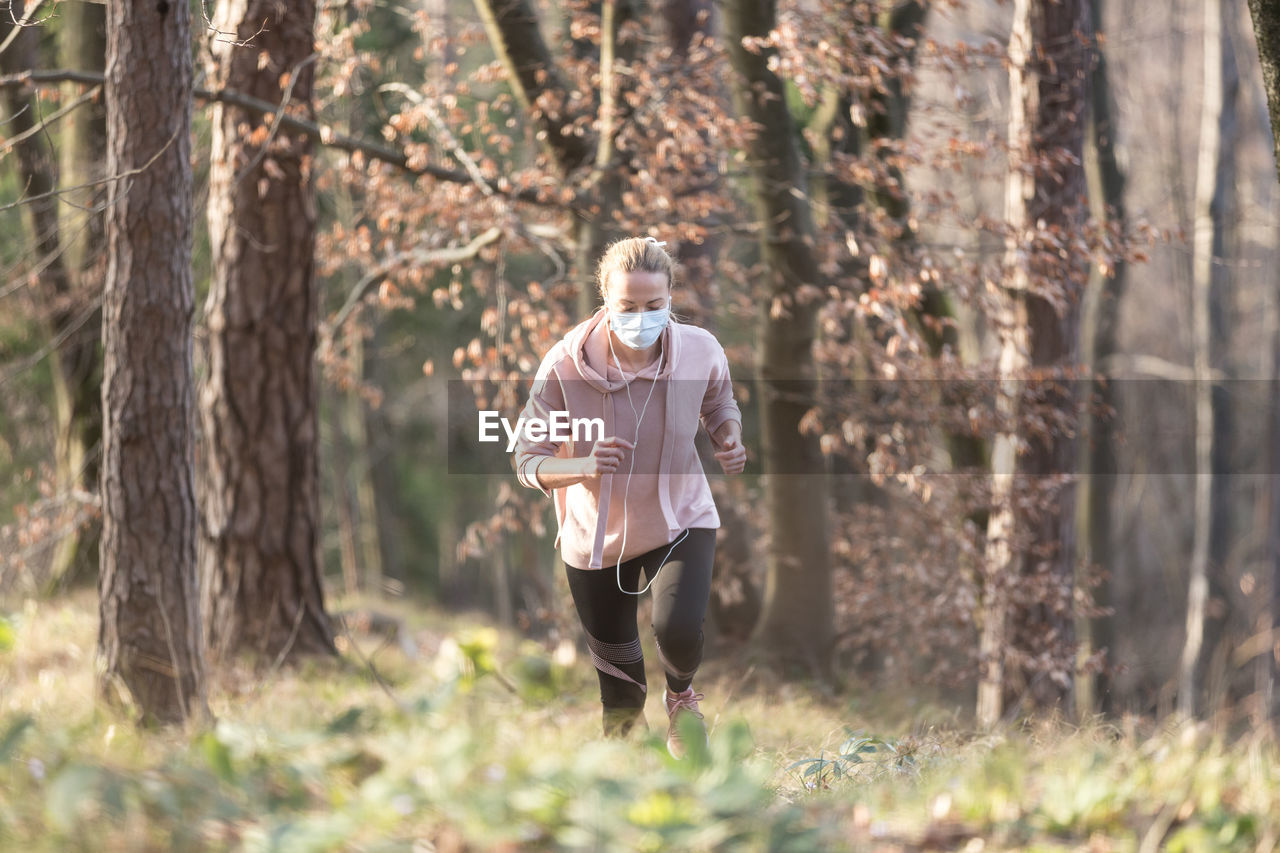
xmin=644 ymin=236 xmax=668 ymax=248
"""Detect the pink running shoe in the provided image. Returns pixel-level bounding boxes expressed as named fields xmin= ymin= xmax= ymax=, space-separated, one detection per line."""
xmin=663 ymin=687 xmax=707 ymax=759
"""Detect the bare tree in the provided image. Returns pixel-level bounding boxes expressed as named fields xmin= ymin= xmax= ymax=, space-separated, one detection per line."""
xmin=97 ymin=0 xmax=208 ymax=724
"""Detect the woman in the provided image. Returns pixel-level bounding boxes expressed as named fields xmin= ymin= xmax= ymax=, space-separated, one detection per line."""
xmin=513 ymin=236 xmax=746 ymax=758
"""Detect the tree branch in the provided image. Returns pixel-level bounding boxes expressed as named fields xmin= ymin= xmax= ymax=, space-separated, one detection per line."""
xmin=0 ymin=68 xmax=579 ymax=210
xmin=1100 ymin=353 xmax=1227 ymax=382
xmin=323 ymin=225 xmax=505 ymax=335
xmin=0 ymin=0 xmax=51 ymax=62
xmin=471 ymin=0 xmax=594 ymax=174
xmin=0 ymin=82 xmax=99 ymax=157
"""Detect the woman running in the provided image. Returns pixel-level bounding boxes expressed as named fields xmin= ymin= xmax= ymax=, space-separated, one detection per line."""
xmin=513 ymin=236 xmax=745 ymax=758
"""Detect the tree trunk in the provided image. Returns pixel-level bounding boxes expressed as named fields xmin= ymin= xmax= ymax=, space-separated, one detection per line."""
xmin=200 ymin=0 xmax=336 ymax=664
xmin=1266 ymin=291 xmax=1280 ymax=722
xmin=46 ymin=0 xmax=108 ymax=592
xmin=329 ymin=378 xmax=362 ymax=598
xmin=980 ymin=0 xmax=1090 ymax=726
xmin=1206 ymin=3 xmax=1242 ymax=713
xmin=1180 ymin=0 xmax=1236 ymax=717
xmin=97 ymin=0 xmax=207 ymax=725
xmin=1247 ymin=0 xmax=1280 ymax=177
xmin=979 ymin=0 xmax=1035 ymax=728
xmin=1077 ymin=0 xmax=1128 ymax=717
xmin=473 ymin=0 xmax=640 ymax=317
xmin=574 ymin=0 xmax=631 ymax=318
xmin=0 ymin=2 xmax=103 ymax=592
xmin=1246 ymin=17 xmax=1280 ymax=713
xmin=343 ymin=335 xmax=384 ymax=593
xmin=725 ymin=0 xmax=833 ymax=676
xmin=472 ymin=0 xmax=594 ymax=174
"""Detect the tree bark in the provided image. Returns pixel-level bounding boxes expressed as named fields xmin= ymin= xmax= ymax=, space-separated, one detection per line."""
xmin=725 ymin=0 xmax=833 ymax=676
xmin=199 ymin=0 xmax=336 ymax=664
xmin=1247 ymin=0 xmax=1280 ymax=177
xmin=980 ymin=0 xmax=1091 ymax=726
xmin=97 ymin=0 xmax=208 ymax=725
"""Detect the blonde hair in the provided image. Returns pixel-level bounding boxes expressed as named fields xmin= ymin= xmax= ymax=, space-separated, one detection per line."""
xmin=595 ymin=236 xmax=677 ymax=302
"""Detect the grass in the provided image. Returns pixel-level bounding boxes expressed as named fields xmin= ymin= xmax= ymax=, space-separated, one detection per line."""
xmin=2 ymin=590 xmax=1279 ymax=851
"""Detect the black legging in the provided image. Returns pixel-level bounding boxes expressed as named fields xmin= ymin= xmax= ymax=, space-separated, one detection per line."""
xmin=564 ymin=527 xmax=716 ymax=735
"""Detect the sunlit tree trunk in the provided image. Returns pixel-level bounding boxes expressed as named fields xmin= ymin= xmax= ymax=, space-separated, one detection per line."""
xmin=200 ymin=0 xmax=336 ymax=664
xmin=1246 ymin=5 xmax=1280 ymax=716
xmin=97 ymin=0 xmax=208 ymax=725
xmin=979 ymin=0 xmax=1091 ymax=726
xmin=725 ymin=0 xmax=833 ymax=676
xmin=1180 ymin=0 xmax=1237 ymax=717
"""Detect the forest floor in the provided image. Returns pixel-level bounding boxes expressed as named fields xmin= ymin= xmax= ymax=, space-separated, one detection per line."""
xmin=1 ymin=589 xmax=1278 ymax=851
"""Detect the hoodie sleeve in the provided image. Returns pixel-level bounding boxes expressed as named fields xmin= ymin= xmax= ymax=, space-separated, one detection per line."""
xmin=700 ymin=342 xmax=741 ymax=447
xmin=513 ymin=349 xmax=569 ymax=497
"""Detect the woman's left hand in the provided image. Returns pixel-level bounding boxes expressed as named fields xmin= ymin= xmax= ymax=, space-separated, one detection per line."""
xmin=713 ymin=422 xmax=746 ymax=475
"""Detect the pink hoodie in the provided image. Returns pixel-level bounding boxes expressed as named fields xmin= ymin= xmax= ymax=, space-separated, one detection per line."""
xmin=513 ymin=308 xmax=741 ymax=569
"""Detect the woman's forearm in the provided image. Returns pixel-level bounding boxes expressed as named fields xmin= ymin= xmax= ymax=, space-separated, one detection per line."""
xmin=711 ymin=418 xmax=742 ymax=448
xmin=531 ymin=455 xmax=590 ymax=490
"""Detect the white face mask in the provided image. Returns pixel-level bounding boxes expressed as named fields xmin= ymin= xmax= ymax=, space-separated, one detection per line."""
xmin=609 ymin=304 xmax=669 ymax=349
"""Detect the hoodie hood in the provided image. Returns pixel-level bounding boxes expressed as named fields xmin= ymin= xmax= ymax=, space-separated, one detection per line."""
xmin=567 ymin=307 xmax=678 ymax=392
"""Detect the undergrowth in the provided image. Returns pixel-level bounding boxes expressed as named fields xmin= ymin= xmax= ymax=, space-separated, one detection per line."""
xmin=1 ymin=591 xmax=1278 ymax=851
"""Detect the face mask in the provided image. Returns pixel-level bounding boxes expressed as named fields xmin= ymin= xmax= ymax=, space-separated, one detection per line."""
xmin=609 ymin=304 xmax=669 ymax=350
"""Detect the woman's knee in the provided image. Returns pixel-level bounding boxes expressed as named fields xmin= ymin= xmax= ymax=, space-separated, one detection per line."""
xmin=652 ymin=618 xmax=703 ymax=661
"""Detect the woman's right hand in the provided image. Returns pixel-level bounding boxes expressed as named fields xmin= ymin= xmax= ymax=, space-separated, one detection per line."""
xmin=579 ymin=436 xmax=635 ymax=478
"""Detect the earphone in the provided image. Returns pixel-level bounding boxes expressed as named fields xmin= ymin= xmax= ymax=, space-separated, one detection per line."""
xmin=606 ymin=322 xmax=689 ymax=595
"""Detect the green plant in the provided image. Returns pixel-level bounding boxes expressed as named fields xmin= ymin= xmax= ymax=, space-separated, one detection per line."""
xmin=787 ymin=730 xmax=907 ymax=791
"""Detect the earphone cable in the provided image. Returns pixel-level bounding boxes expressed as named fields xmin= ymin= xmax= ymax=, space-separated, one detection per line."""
xmin=607 ymin=329 xmax=688 ymax=595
